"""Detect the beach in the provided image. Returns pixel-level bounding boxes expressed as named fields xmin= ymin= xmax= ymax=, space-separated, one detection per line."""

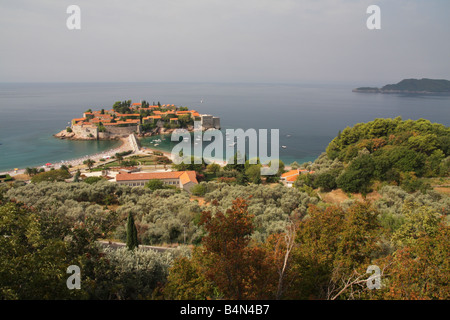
xmin=3 ymin=135 xmax=138 ymax=176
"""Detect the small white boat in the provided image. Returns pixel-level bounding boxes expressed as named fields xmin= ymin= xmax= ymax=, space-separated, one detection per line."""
xmin=281 ymin=145 xmax=287 ymax=149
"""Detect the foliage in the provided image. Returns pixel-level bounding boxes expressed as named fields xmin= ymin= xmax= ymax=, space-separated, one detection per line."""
xmin=378 ymin=223 xmax=450 ymax=299
xmin=197 ymin=198 xmax=277 ymax=299
xmin=145 ymin=179 xmax=166 ymax=191
xmin=191 ymin=183 xmax=207 ymax=196
xmin=31 ymin=169 xmax=71 ymax=183
xmin=0 ymin=202 xmax=73 ymax=299
xmin=292 ymin=202 xmax=381 ymax=299
xmin=83 ymin=159 xmax=95 ymax=171
xmin=126 ymin=212 xmax=139 ymax=250
xmin=325 ymin=118 xmax=449 ymax=193
xmin=86 ymin=247 xmax=175 ymax=300
xmin=83 ymin=176 xmax=105 ymax=184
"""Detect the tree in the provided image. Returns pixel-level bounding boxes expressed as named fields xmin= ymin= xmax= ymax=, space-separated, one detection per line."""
xmin=245 ymin=164 xmax=262 ymax=184
xmin=83 ymin=159 xmax=95 ymax=171
xmin=198 ymin=198 xmax=276 ymax=299
xmin=145 ymin=179 xmax=166 ymax=191
xmin=191 ymin=183 xmax=207 ymax=196
xmin=379 ymin=222 xmax=450 ymax=299
xmin=0 ymin=202 xmax=82 ymax=299
xmin=206 ymin=163 xmax=221 ymax=173
xmin=25 ymin=167 xmax=38 ymax=177
xmin=73 ymin=169 xmax=81 ymax=182
xmin=290 ymin=161 xmax=300 ymax=169
xmin=31 ymin=169 xmax=71 ymax=183
xmin=391 ymin=203 xmax=441 ymax=248
xmin=164 ymin=252 xmax=218 ymax=300
xmin=315 ymin=172 xmax=337 ymax=192
xmin=292 ymin=202 xmax=381 ymax=300
xmin=126 ymin=212 xmax=139 ymax=250
xmin=336 ymin=154 xmax=375 ymax=194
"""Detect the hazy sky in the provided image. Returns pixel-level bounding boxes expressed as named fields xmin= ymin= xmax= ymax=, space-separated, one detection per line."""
xmin=1 ymin=0 xmax=449 ymax=85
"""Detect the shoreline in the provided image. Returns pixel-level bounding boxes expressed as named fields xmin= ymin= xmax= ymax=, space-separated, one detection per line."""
xmin=138 ymin=133 xmax=229 ymax=167
xmin=1 ymin=136 xmax=133 ymax=177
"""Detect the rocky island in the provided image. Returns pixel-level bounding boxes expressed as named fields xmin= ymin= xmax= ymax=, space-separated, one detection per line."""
xmin=353 ymin=78 xmax=450 ymax=94
xmin=55 ymin=100 xmax=221 ymax=141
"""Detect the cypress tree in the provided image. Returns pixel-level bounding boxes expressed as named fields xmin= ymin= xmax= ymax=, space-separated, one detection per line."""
xmin=126 ymin=212 xmax=139 ymax=250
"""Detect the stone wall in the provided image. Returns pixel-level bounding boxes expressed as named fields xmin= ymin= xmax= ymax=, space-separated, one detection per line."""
xmin=72 ymin=124 xmax=138 ymax=140
xmin=72 ymin=125 xmax=99 ymax=139
xmin=200 ymin=114 xmax=221 ymax=130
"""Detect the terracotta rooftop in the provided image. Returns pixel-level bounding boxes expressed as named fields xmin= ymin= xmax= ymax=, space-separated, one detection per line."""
xmin=116 ymin=171 xmax=198 ymax=185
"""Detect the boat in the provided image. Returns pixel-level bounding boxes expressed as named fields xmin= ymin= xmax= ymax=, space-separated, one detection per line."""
xmin=286 ymin=134 xmax=291 ymax=137
xmin=154 ymin=144 xmax=159 ymax=146
xmin=281 ymin=145 xmax=287 ymax=149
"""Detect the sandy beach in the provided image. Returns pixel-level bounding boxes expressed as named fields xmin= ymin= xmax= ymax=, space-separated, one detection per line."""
xmin=3 ymin=135 xmax=138 ymax=176
xmin=2 ymin=133 xmax=230 ymax=177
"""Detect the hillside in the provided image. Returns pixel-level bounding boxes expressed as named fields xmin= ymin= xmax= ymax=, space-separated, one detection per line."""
xmin=317 ymin=117 xmax=450 ymax=194
xmin=353 ymin=78 xmax=450 ymax=93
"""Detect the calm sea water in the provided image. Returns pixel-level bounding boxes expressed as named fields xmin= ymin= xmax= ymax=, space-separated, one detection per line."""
xmin=0 ymin=82 xmax=449 ymax=172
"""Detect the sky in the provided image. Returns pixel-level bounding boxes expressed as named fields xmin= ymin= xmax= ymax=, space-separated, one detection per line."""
xmin=0 ymin=0 xmax=449 ymax=85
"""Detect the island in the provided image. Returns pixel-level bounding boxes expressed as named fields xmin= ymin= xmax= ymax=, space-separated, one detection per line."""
xmin=55 ymin=100 xmax=221 ymax=140
xmin=352 ymin=78 xmax=450 ymax=94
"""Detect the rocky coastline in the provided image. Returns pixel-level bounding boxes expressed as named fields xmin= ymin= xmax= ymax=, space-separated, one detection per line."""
xmin=54 ymin=125 xmax=196 ymax=141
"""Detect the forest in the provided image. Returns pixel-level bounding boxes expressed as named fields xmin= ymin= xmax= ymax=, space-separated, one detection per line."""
xmin=0 ymin=117 xmax=449 ymax=300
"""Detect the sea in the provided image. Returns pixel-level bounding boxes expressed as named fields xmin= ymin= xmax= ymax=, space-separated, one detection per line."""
xmin=0 ymin=82 xmax=449 ymax=172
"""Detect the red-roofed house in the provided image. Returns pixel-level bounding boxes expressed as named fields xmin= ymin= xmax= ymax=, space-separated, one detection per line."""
xmin=280 ymin=169 xmax=314 ymax=187
xmin=115 ymin=171 xmax=198 ymax=191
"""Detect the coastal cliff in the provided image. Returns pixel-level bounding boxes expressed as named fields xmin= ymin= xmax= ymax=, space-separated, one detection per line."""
xmin=54 ymin=130 xmax=97 ymax=140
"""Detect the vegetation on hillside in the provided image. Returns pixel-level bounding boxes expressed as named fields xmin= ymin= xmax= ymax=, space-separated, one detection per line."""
xmin=318 ymin=117 xmax=450 ymax=194
xmin=0 ymin=117 xmax=448 ymax=300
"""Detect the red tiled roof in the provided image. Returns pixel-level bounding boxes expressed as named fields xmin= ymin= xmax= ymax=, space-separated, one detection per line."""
xmin=116 ymin=171 xmax=198 ymax=185
xmin=144 ymin=115 xmax=161 ymax=119
xmin=115 ymin=113 xmax=140 ymax=117
xmin=281 ymin=169 xmax=300 ymax=178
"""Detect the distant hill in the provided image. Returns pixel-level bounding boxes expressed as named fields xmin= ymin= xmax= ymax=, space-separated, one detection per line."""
xmin=353 ymin=78 xmax=450 ymax=94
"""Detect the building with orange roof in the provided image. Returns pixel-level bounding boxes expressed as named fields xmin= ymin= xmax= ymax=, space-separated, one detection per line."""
xmin=280 ymin=169 xmax=314 ymax=187
xmin=115 ymin=170 xmax=198 ymax=191
xmin=115 ymin=113 xmax=141 ymax=118
xmin=143 ymin=115 xmax=162 ymax=124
